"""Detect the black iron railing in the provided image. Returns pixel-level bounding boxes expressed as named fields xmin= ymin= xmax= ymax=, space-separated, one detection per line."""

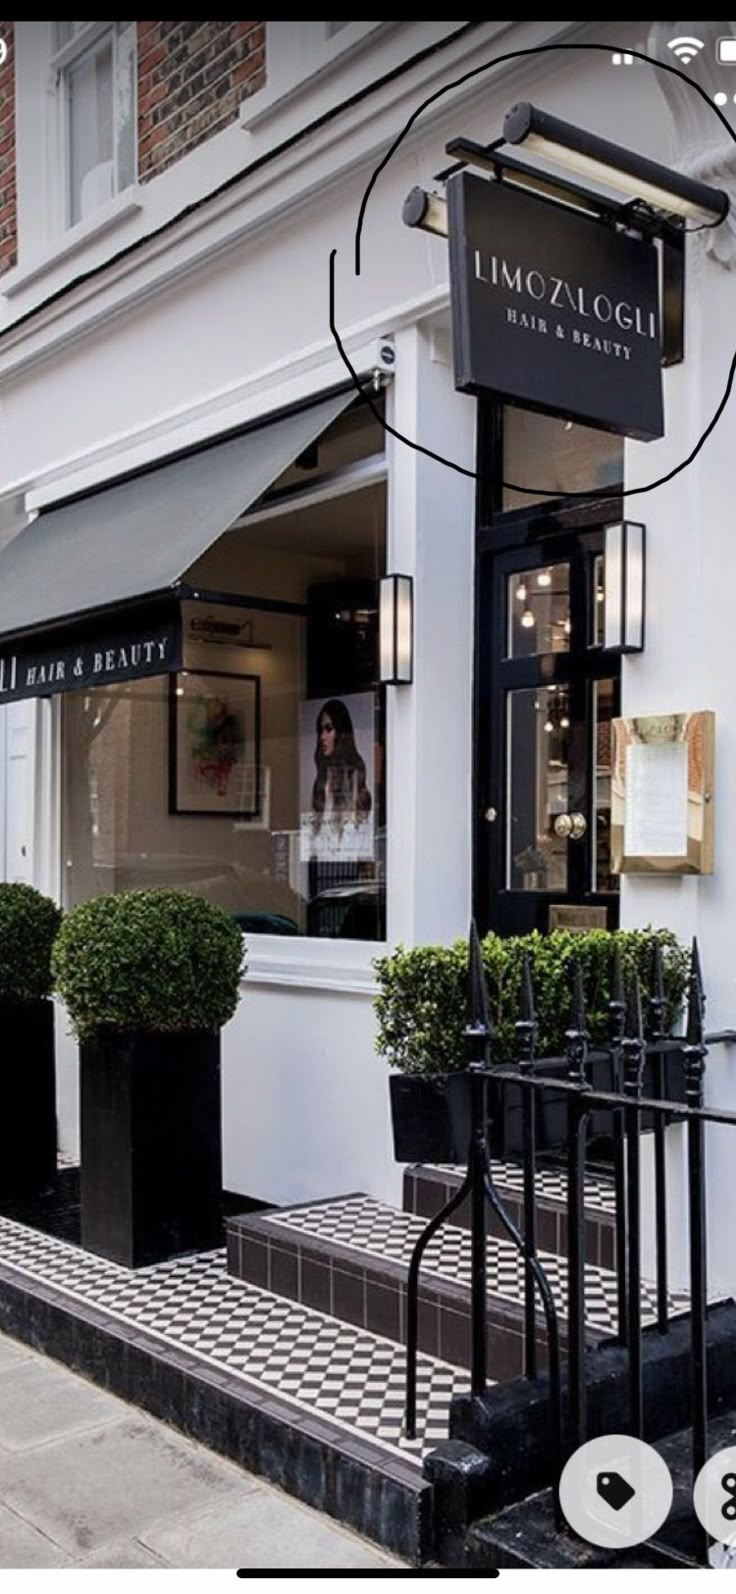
xmin=405 ymin=925 xmax=736 ymax=1567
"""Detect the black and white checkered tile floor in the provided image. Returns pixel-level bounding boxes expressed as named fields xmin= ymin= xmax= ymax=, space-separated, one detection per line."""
xmin=0 ymin=1213 xmax=461 ymax=1461
xmin=436 ymin=1162 xmax=617 ymax=1215
xmin=268 ymin=1195 xmax=688 ymax=1335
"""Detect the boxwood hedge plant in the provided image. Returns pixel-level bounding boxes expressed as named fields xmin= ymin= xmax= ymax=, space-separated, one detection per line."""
xmin=52 ymin=889 xmax=245 ymax=1042
xmin=374 ymin=927 xmax=690 ymax=1077
xmin=0 ymin=883 xmax=62 ymax=1005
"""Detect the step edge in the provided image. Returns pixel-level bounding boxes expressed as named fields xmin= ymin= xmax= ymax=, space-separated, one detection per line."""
xmin=227 ymin=1196 xmax=641 ymax=1307
xmin=227 ymin=1214 xmax=605 ymax=1350
xmin=405 ymin=1164 xmax=617 ymax=1226
xmin=0 ymin=1254 xmax=434 ymax=1564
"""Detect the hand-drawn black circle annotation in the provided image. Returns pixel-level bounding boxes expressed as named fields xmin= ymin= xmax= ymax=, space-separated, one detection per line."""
xmin=328 ymin=40 xmax=736 ymax=499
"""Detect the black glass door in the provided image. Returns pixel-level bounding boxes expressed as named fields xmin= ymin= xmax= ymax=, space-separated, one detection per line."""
xmin=476 ymin=517 xmax=620 ymax=937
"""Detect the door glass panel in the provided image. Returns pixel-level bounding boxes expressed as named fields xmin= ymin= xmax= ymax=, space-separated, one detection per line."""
xmin=593 ymin=678 xmax=616 ymax=891
xmin=507 ymin=685 xmax=570 ymax=890
xmin=507 ymin=563 xmax=570 ymax=658
xmin=592 ymin=552 xmax=605 ymax=646
xmin=502 ymin=408 xmax=623 ymax=512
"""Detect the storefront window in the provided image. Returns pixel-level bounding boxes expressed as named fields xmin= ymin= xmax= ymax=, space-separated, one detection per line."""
xmin=61 ymin=401 xmax=387 ymax=941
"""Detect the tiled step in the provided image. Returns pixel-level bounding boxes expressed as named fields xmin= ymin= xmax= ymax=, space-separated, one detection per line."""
xmin=466 ymin=1491 xmax=682 ymax=1570
xmin=227 ymin=1194 xmax=685 ymax=1382
xmin=0 ymin=1197 xmax=467 ymax=1564
xmin=403 ymin=1162 xmax=616 ymax=1270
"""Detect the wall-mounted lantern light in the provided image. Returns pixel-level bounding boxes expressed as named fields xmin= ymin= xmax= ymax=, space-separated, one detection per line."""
xmin=603 ymin=521 xmax=646 ymax=654
xmin=379 ymin=574 xmax=413 ymax=684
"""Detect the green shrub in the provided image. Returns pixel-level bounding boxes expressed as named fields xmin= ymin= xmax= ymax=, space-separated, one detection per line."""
xmin=52 ymin=889 xmax=245 ymax=1041
xmin=374 ymin=927 xmax=690 ymax=1077
xmin=0 ymin=883 xmax=62 ymax=1004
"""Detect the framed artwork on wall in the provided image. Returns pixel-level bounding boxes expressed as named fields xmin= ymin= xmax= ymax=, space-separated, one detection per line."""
xmin=169 ymin=669 xmax=261 ymax=818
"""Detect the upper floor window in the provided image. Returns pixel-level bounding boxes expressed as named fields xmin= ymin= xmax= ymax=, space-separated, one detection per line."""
xmin=52 ymin=21 xmax=136 ymax=227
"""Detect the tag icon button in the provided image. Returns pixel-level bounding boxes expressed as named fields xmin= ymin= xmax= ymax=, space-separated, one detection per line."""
xmin=560 ymin=1435 xmax=673 ymax=1548
xmin=597 ymin=1470 xmax=636 ymax=1512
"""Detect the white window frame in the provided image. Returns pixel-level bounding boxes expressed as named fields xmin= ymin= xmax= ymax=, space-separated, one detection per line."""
xmin=240 ymin=20 xmax=393 ymax=130
xmin=50 ymin=19 xmax=137 ymax=233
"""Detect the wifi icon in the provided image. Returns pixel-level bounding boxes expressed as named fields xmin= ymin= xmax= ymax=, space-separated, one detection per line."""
xmin=667 ymin=35 xmax=705 ymax=65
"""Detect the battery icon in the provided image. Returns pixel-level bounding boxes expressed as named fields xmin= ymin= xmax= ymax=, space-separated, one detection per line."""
xmin=717 ymin=37 xmax=736 ymax=63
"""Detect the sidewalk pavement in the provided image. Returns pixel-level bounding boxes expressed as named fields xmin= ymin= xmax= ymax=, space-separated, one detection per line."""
xmin=0 ymin=1331 xmax=405 ymax=1569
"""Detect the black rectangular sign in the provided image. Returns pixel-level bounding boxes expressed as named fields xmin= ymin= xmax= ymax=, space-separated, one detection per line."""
xmin=0 ymin=608 xmax=182 ymax=704
xmin=447 ymin=172 xmax=664 ymax=440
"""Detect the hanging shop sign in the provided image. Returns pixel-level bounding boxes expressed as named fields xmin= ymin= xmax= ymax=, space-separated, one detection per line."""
xmin=0 ymin=607 xmax=182 ymax=704
xmin=446 ymin=172 xmax=664 ymax=440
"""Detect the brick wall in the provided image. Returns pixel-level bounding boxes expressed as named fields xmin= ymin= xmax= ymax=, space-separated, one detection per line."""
xmin=137 ymin=21 xmax=265 ymax=182
xmin=0 ymin=21 xmax=15 ymax=275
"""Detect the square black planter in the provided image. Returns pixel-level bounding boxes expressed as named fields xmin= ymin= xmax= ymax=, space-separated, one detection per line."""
xmin=390 ymin=1074 xmax=464 ymax=1164
xmin=0 ymin=998 xmax=56 ymax=1197
xmin=389 ymin=1072 xmax=503 ymax=1165
xmin=80 ymin=1027 xmax=222 ymax=1268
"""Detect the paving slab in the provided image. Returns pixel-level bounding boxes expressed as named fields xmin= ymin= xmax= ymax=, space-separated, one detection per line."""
xmin=0 ymin=1340 xmax=31 ymax=1375
xmin=0 ymin=1356 xmax=126 ymax=1451
xmin=0 ymin=1501 xmax=70 ymax=1568
xmin=0 ymin=1331 xmax=409 ymax=1568
xmin=0 ymin=1414 xmax=252 ymax=1557
xmin=74 ymin=1539 xmax=166 ymax=1568
xmin=141 ymin=1491 xmax=405 ymax=1570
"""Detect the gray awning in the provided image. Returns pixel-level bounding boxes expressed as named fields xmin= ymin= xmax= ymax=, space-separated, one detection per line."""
xmin=0 ymin=388 xmax=353 ymax=641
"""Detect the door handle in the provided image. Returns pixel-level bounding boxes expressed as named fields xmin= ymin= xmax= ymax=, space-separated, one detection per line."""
xmin=554 ymin=812 xmax=587 ymax=840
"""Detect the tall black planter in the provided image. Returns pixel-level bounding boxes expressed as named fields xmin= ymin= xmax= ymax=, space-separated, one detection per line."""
xmin=0 ymin=998 xmax=56 ymax=1197
xmin=80 ymin=1028 xmax=222 ymax=1267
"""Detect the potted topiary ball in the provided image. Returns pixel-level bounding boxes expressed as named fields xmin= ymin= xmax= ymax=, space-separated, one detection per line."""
xmin=52 ymin=889 xmax=245 ymax=1267
xmin=0 ymin=883 xmax=61 ymax=1197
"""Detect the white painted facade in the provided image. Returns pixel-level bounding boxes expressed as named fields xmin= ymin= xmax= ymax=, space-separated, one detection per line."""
xmin=1 ymin=21 xmax=735 ymax=1256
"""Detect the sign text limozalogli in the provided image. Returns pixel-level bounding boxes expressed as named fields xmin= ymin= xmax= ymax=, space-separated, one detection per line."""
xmin=447 ymin=173 xmax=664 ymax=441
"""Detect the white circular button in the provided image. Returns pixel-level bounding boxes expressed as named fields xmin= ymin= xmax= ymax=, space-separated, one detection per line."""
xmin=694 ymin=1446 xmax=736 ymax=1548
xmin=559 ymin=1434 xmax=673 ymax=1550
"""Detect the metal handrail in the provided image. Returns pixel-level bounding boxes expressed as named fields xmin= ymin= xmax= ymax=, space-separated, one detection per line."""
xmin=406 ymin=933 xmax=719 ymax=1568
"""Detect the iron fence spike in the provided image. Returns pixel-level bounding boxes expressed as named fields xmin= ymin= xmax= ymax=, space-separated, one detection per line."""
xmin=467 ymin=920 xmax=492 ymax=1036
xmin=691 ymin=937 xmax=705 ymax=1005
xmin=565 ymin=962 xmax=589 ymax=1083
xmin=652 ymin=941 xmax=665 ymax=1003
xmin=686 ymin=964 xmax=705 ymax=1047
xmin=521 ymin=951 xmax=536 ymax=1024
xmin=573 ymin=960 xmax=587 ymax=1031
xmin=625 ymin=976 xmax=644 ymax=1040
xmin=610 ymin=946 xmax=625 ymax=1008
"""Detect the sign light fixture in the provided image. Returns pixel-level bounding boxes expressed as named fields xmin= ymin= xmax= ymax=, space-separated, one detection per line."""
xmin=502 ymin=102 xmax=729 ymax=226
